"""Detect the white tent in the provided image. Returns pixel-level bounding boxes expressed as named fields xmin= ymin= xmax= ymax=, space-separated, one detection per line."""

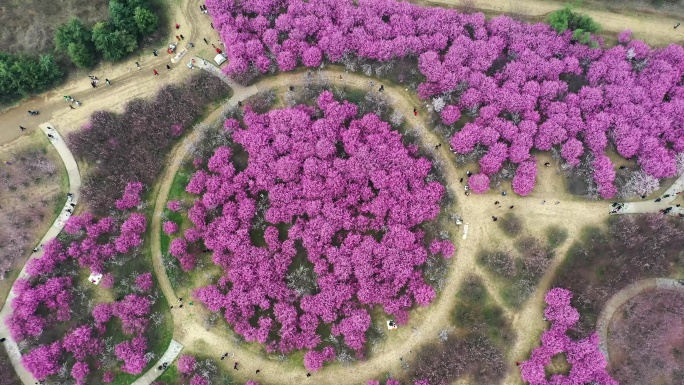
xmin=214 ymin=53 xmax=227 ymax=66
xmin=88 ymin=272 xmax=103 ymax=285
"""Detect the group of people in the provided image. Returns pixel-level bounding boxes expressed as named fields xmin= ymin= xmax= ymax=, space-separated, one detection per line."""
xmin=88 ymin=75 xmax=110 ymax=88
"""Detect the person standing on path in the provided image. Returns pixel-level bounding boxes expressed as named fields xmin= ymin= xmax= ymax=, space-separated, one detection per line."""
xmin=166 ymin=64 xmax=171 ymax=70
xmin=106 ymin=79 xmax=111 ymax=85
xmin=20 ymin=126 xmax=26 ymax=131
xmin=233 ymin=362 xmax=239 ymax=370
xmin=153 ymin=50 xmax=158 ymax=57
xmin=204 ymin=37 xmax=208 ymax=44
xmin=136 ymin=62 xmax=141 ymax=70
xmin=153 ymin=69 xmax=159 ymax=75
xmin=175 ymin=23 xmax=180 ymax=29
xmin=210 ymin=22 xmax=214 ymax=29
xmin=413 ymin=107 xmax=417 ymax=116
xmin=180 ymin=34 xmax=185 ymax=40
xmin=176 ymin=35 xmax=181 ymax=41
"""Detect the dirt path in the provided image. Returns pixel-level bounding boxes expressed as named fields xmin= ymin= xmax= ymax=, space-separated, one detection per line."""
xmin=411 ymin=0 xmax=684 ymax=46
xmin=0 ymin=123 xmax=81 ymax=385
xmin=595 ymin=278 xmax=684 ymax=364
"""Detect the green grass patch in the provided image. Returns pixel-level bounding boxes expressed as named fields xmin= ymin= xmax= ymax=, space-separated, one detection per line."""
xmin=546 ymin=226 xmax=569 ymax=249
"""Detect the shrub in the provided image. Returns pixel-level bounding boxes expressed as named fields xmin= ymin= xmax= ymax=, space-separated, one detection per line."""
xmin=498 ymin=213 xmax=523 ymax=237
xmin=547 ymin=7 xmax=601 ymax=35
xmin=546 ymin=226 xmax=569 ymax=249
xmin=454 ymin=275 xmax=513 ymax=346
xmin=478 ymin=250 xmax=516 ymax=278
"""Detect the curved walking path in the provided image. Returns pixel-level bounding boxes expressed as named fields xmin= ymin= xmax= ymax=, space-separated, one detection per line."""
xmin=0 ymin=123 xmax=81 ymax=385
xmin=149 ymin=64 xmax=610 ymax=385
xmin=595 ymin=278 xmax=684 ymax=364
xmin=132 ymin=340 xmax=185 ymax=385
xmin=609 ymin=173 xmax=684 ymax=216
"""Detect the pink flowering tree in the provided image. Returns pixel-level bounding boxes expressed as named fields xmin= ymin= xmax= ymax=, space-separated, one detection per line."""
xmin=115 ymin=181 xmax=144 ymax=210
xmin=519 ymin=288 xmax=617 ymax=385
xmin=468 ymin=173 xmax=490 ymax=194
xmin=177 ymin=354 xmax=197 ymax=374
xmin=114 ymin=336 xmax=148 ymax=374
xmin=135 ymin=272 xmax=154 ymax=292
xmin=163 ymin=220 xmax=179 ymax=235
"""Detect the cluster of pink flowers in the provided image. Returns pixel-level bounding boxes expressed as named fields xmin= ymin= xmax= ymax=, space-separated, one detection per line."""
xmin=163 ymin=220 xmax=179 ymax=235
xmin=177 ymin=354 xmax=211 ymax=385
xmin=167 ymin=200 xmax=183 ymax=211
xmin=177 ymin=354 xmax=197 ymax=374
xmin=519 ymin=288 xmax=617 ymax=385
xmin=92 ymin=294 xmax=151 ymax=335
xmin=207 ymin=0 xmax=684 ymax=197
xmin=176 ymin=92 xmax=449 ymax=364
xmin=135 ymin=272 xmax=154 ymax=292
xmin=468 ymin=173 xmax=490 ymax=194
xmin=8 ymin=276 xmax=73 ymax=341
xmin=21 ymin=341 xmax=63 ymax=380
xmin=303 ymin=346 xmax=335 ymax=371
xmin=32 ymin=208 xmax=145 ymax=277
xmin=115 ymin=181 xmax=144 ymax=210
xmin=114 ymin=336 xmax=148 ymax=374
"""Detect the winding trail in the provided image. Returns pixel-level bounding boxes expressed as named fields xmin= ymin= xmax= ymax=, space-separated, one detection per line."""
xmin=0 ymin=123 xmax=81 ymax=385
xmin=595 ymin=278 xmax=684 ymax=363
xmin=149 ymin=64 xmax=611 ymax=385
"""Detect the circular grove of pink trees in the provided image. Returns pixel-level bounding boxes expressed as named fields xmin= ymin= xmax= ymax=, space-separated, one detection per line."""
xmin=172 ymin=92 xmax=453 ymax=367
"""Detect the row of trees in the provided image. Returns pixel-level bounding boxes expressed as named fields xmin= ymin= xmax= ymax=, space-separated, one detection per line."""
xmin=55 ymin=0 xmax=159 ymax=67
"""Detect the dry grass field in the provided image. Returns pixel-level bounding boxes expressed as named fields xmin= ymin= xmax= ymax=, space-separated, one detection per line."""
xmin=0 ymin=0 xmax=109 ymax=53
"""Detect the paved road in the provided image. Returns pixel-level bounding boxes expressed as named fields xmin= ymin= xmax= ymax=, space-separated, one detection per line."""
xmin=609 ymin=173 xmax=684 ymax=216
xmin=131 ymin=340 xmax=184 ymax=385
xmin=0 ymin=123 xmax=81 ymax=385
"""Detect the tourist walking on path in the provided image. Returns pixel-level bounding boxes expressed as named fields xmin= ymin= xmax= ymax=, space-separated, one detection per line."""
xmin=153 ymin=69 xmax=159 ymax=76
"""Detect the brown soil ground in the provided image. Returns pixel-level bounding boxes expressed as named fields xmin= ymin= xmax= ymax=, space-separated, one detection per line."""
xmin=0 ymin=0 xmax=109 ymax=53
